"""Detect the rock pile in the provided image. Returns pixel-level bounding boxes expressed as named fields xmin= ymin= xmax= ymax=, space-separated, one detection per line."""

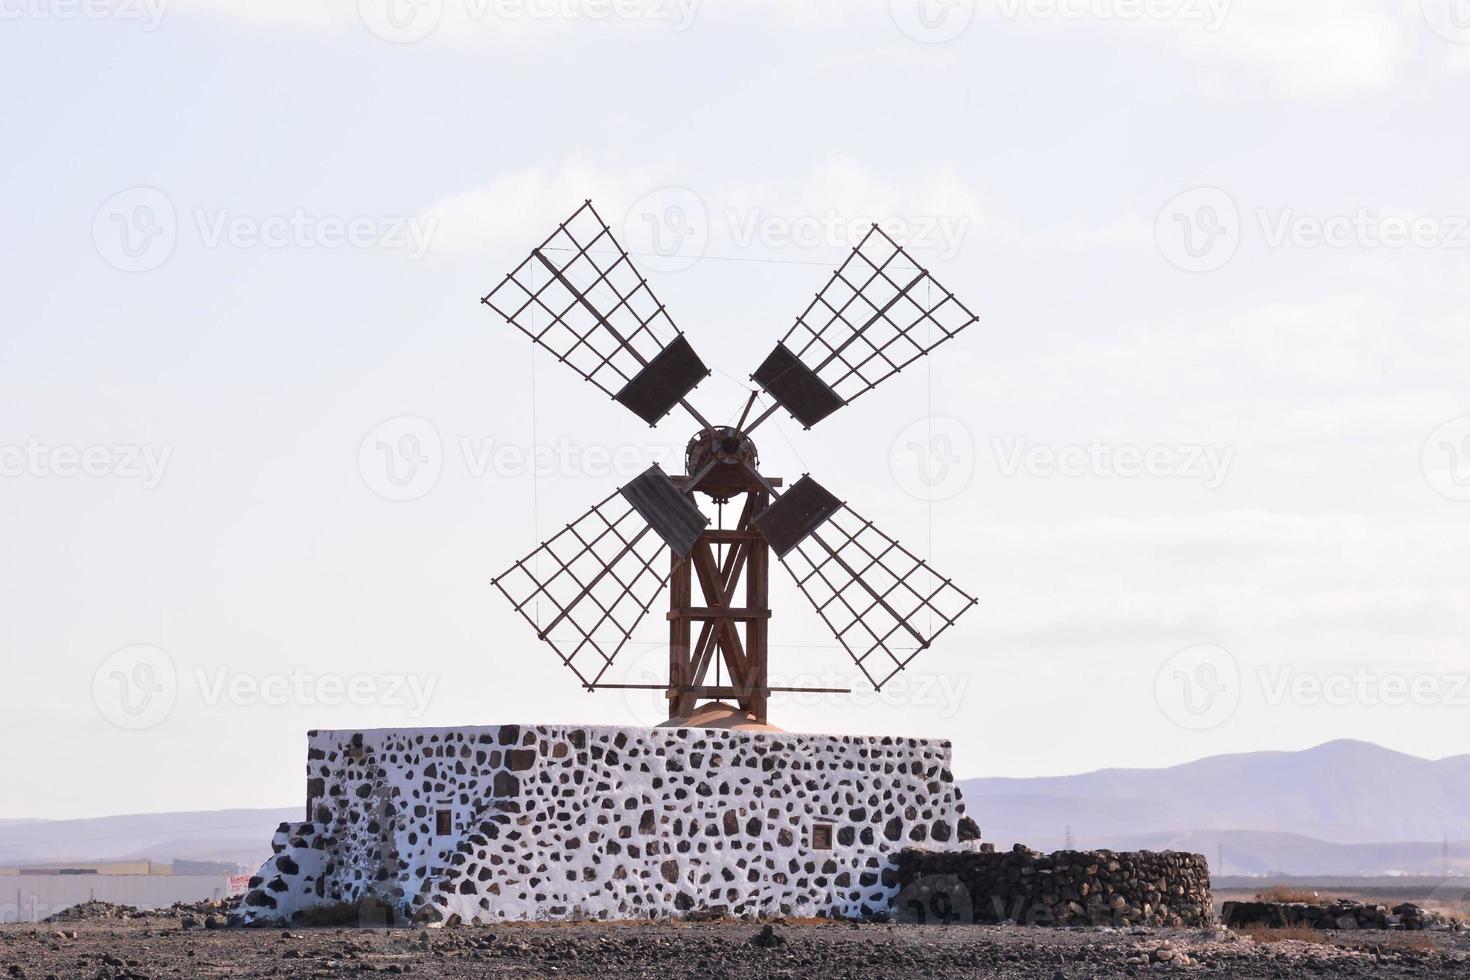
xmin=1124 ymin=938 xmax=1198 ymax=969
xmin=892 ymin=845 xmax=1214 ymax=928
xmin=1222 ymin=899 xmax=1462 ymax=931
xmin=42 ymin=902 xmax=147 ymax=923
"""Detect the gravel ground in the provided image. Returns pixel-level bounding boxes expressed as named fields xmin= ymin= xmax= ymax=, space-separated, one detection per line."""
xmin=3 ymin=911 xmax=1467 ymax=979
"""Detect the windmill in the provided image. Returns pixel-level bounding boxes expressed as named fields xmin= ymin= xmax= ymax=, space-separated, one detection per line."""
xmin=485 ymin=200 xmax=979 ymax=724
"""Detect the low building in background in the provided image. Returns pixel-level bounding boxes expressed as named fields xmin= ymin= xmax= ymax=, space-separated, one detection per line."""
xmin=0 ymin=868 xmax=248 ymax=923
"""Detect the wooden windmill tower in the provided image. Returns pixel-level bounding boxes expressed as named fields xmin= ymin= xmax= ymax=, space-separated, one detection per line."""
xmin=486 ymin=201 xmax=979 ymax=724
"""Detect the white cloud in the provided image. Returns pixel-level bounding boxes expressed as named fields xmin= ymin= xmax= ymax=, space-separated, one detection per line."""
xmin=157 ymin=0 xmax=1428 ymax=98
xmin=420 ymin=154 xmax=987 ymax=260
xmin=1011 ymin=214 xmax=1153 ymax=253
xmin=415 ymin=158 xmax=681 ymax=258
xmin=1183 ymin=0 xmax=1414 ymax=97
xmin=976 ymin=0 xmax=1420 ymax=98
xmin=1288 ymin=393 xmax=1466 ymax=436
xmin=969 ymin=511 xmax=1470 ymax=644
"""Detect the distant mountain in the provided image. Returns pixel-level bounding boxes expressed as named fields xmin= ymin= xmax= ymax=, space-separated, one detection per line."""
xmin=959 ymin=740 xmax=1470 ymax=874
xmin=0 ymin=808 xmax=295 ymax=869
xmin=962 ymin=740 xmax=1470 ymax=845
xmin=5 ymin=741 xmax=1468 ymax=878
xmin=1092 ymin=830 xmax=1470 ymax=877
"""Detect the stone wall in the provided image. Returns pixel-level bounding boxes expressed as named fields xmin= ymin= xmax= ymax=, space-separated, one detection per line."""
xmin=1222 ymin=899 xmax=1461 ymax=932
xmin=238 ymin=723 xmax=980 ymax=926
xmin=892 ymin=845 xmax=1213 ymax=928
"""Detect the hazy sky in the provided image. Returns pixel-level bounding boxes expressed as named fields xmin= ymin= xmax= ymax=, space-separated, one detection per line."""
xmin=4 ymin=0 xmax=1470 ymax=821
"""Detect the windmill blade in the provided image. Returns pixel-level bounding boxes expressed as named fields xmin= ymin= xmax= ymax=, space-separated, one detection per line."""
xmin=749 ymin=225 xmax=978 ymax=430
xmin=770 ymin=490 xmax=978 ymax=690
xmin=482 ymin=200 xmax=713 ymax=428
xmin=492 ymin=485 xmax=675 ymax=690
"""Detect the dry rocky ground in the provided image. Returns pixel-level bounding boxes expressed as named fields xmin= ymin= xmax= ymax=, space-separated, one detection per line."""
xmin=2 ymin=904 xmax=1468 ymax=979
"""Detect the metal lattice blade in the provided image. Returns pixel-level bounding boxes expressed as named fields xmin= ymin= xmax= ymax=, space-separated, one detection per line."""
xmin=482 ymin=200 xmax=711 ymax=427
xmin=778 ymin=495 xmax=978 ymax=689
xmin=619 ymin=464 xmax=708 ymax=559
xmin=752 ymin=225 xmax=978 ymax=428
xmin=492 ymin=487 xmax=671 ymax=689
xmin=752 ymin=474 xmax=842 ymax=557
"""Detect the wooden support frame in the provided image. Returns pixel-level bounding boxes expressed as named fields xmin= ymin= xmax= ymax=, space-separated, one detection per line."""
xmin=665 ymin=489 xmax=771 ymax=721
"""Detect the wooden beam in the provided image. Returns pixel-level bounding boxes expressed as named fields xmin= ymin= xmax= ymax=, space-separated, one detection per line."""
xmin=667 ymin=607 xmax=772 ymax=620
xmin=746 ymin=489 xmax=770 ymax=721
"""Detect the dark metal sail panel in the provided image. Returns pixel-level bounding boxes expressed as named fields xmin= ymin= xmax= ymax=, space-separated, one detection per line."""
xmin=614 ymin=335 xmax=710 ymax=426
xmin=769 ymin=225 xmax=979 ymax=413
xmin=779 ymin=500 xmax=978 ymax=690
xmin=753 ymin=475 xmax=842 ymax=557
xmin=482 ymin=201 xmax=704 ymax=417
xmin=619 ymin=465 xmax=708 ymax=558
xmin=750 ymin=344 xmax=846 ymax=430
xmin=492 ymin=488 xmax=671 ymax=690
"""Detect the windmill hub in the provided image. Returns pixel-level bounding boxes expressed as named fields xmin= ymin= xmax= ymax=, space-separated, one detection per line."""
xmin=687 ymin=426 xmax=758 ymax=472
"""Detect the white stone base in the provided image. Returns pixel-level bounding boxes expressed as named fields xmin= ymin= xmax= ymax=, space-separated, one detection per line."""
xmin=238 ymin=723 xmax=980 ymax=925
